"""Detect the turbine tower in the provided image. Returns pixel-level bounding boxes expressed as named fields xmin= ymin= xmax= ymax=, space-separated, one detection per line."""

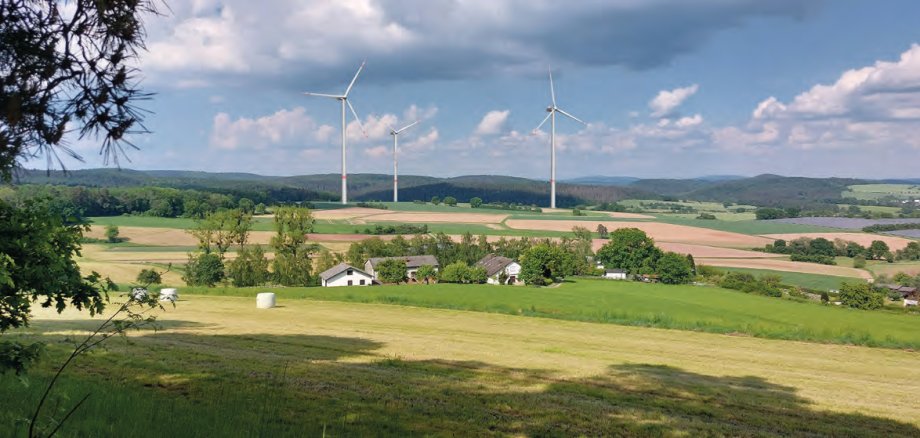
xmin=388 ymin=120 xmax=420 ymax=203
xmin=304 ymin=62 xmax=367 ymax=204
xmin=533 ymin=67 xmax=586 ymax=209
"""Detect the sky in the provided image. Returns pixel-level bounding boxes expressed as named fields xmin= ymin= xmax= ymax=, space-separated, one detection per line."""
xmin=45 ymin=0 xmax=920 ymax=179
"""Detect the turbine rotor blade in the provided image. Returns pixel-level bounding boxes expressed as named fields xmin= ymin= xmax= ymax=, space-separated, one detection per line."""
xmin=395 ymin=120 xmax=420 ymax=134
xmin=347 ymin=100 xmax=368 ymax=137
xmin=556 ymin=108 xmax=586 ymax=125
xmin=344 ymin=60 xmax=366 ymax=97
xmin=533 ymin=111 xmax=552 ymax=133
xmin=303 ymin=92 xmax=343 ymax=99
xmin=548 ymin=67 xmax=556 ymax=108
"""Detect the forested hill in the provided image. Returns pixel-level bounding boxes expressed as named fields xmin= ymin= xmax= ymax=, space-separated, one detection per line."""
xmin=12 ymin=169 xmax=651 ymax=207
xmin=629 ymin=174 xmax=868 ymax=206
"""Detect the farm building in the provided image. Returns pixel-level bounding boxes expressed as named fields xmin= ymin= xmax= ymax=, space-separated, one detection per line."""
xmin=320 ymin=263 xmax=374 ymax=287
xmin=604 ymin=269 xmax=628 ymax=280
xmin=365 ymin=255 xmax=439 ymax=282
xmin=880 ymin=284 xmax=919 ymax=306
xmin=476 ymin=254 xmax=522 ymax=285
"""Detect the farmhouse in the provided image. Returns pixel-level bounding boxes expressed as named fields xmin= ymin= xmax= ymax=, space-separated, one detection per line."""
xmin=320 ymin=263 xmax=374 ymax=287
xmin=365 ymin=255 xmax=439 ymax=282
xmin=604 ymin=269 xmax=628 ymax=280
xmin=880 ymin=284 xmax=919 ymax=306
xmin=476 ymin=254 xmax=522 ymax=285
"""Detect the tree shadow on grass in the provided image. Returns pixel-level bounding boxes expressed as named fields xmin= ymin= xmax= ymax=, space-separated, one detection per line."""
xmin=3 ymin=331 xmax=917 ymax=437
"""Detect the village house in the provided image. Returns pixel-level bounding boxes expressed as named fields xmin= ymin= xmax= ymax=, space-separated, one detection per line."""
xmin=476 ymin=254 xmax=522 ymax=285
xmin=365 ymin=255 xmax=439 ymax=282
xmin=604 ymin=269 xmax=628 ymax=280
xmin=320 ymin=263 xmax=374 ymax=287
xmin=880 ymin=284 xmax=919 ymax=306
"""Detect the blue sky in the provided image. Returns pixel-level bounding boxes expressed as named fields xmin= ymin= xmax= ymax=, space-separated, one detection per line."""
xmin=49 ymin=0 xmax=920 ymax=179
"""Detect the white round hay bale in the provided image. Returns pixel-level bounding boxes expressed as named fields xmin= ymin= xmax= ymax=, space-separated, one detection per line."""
xmin=256 ymin=292 xmax=276 ymax=309
xmin=131 ymin=288 xmax=148 ymax=300
xmin=159 ymin=288 xmax=178 ymax=302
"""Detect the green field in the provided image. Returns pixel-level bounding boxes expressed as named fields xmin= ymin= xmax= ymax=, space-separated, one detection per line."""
xmin=717 ymin=267 xmax=848 ymax=291
xmin=653 ymin=216 xmax=839 ymax=235
xmin=843 ymin=184 xmax=920 ymax=201
xmin=177 ymin=279 xmax=920 ymax=349
xmin=5 ymin=295 xmax=919 ymax=436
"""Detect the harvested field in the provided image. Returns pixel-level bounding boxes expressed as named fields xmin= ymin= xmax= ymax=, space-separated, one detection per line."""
xmin=656 ymin=243 xmax=784 ymax=259
xmin=76 ymin=261 xmax=186 ymax=284
xmin=307 ymin=233 xmax=397 ymax=242
xmin=768 ymin=217 xmax=920 ymax=230
xmin=87 ymin=226 xmax=276 ymax=246
xmin=312 ymin=207 xmax=395 ymax=220
xmin=697 ymin=258 xmax=872 ymax=280
xmin=761 ymin=233 xmax=915 ymax=251
xmin=601 ymin=211 xmax=656 ymax=219
xmin=361 ymin=212 xmax=509 ymax=224
xmin=506 ymin=220 xmax=771 ymax=247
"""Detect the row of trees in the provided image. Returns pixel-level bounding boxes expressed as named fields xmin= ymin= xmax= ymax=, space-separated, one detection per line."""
xmin=1 ymin=184 xmax=267 ymax=219
xmin=766 ymin=237 xmax=893 ymax=263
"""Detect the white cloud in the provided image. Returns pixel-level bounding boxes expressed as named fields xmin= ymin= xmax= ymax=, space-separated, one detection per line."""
xmin=675 ymin=114 xmax=704 ymax=128
xmin=209 ymin=107 xmax=330 ymax=150
xmin=649 ymin=84 xmax=699 ymax=117
xmin=474 ymin=110 xmax=511 ymax=136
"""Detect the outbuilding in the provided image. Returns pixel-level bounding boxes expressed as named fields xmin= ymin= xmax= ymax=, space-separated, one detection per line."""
xmin=604 ymin=269 xmax=628 ymax=280
xmin=364 ymin=255 xmax=439 ymax=282
xmin=476 ymin=254 xmax=522 ymax=285
xmin=320 ymin=263 xmax=374 ymax=287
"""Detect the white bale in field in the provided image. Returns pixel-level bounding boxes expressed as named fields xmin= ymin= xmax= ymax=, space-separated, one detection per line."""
xmin=131 ymin=288 xmax=148 ymax=300
xmin=256 ymin=292 xmax=276 ymax=309
xmin=159 ymin=288 xmax=178 ymax=302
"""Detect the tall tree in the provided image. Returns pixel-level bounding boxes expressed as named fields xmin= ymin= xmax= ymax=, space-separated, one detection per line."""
xmin=271 ymin=206 xmax=315 ymax=286
xmin=1 ymin=0 xmax=159 ymax=179
xmin=595 ymin=228 xmax=662 ymax=275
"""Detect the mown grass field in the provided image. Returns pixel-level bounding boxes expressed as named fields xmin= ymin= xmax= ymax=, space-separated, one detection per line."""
xmin=4 ymin=297 xmax=919 ymax=436
xmin=178 ymin=279 xmax=920 ymax=349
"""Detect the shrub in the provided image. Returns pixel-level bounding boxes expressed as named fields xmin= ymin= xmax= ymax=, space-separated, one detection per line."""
xmin=839 ymin=282 xmax=883 ymax=310
xmin=853 ymin=255 xmax=866 ymax=269
xmin=430 ymin=196 xmax=441 ymax=205
xmin=136 ymin=269 xmax=162 ymax=285
xmin=376 ymin=259 xmax=408 ymax=284
xmin=469 ymin=197 xmax=483 ymax=208
xmin=696 ymin=213 xmax=716 ymax=220
xmin=656 ymin=252 xmax=693 ymax=285
xmin=183 ymin=253 xmax=225 ymax=287
xmin=790 ymin=254 xmax=837 ymax=265
xmin=416 ymin=265 xmax=437 ymax=284
xmin=226 ymin=245 xmax=270 ymax=287
xmin=443 ymin=196 xmax=458 ymax=207
xmin=104 ymin=224 xmax=121 ymax=243
xmin=439 ymin=262 xmax=486 ymax=284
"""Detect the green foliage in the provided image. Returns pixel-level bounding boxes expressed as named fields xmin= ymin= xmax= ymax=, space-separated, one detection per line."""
xmin=789 ymin=254 xmax=837 ymax=265
xmin=896 ymin=242 xmax=920 ymax=261
xmin=696 ymin=213 xmax=716 ymax=220
xmin=717 ymin=272 xmax=782 ymax=297
xmin=443 ymin=196 xmax=458 ymax=207
xmin=595 ymin=224 xmax=608 ymax=239
xmin=271 ymin=207 xmax=316 ymax=286
xmin=0 ymin=341 xmax=44 ymax=375
xmin=431 ymin=196 xmax=441 ymax=205
xmin=868 ymin=240 xmax=891 ymax=261
xmin=755 ymin=208 xmax=788 ymax=220
xmin=595 ymin=228 xmax=661 ymax=275
xmin=572 ymin=208 xmax=586 ymax=216
xmin=377 ymin=259 xmax=409 ymax=284
xmin=839 ymin=282 xmax=883 ymax=310
xmin=136 ymin=269 xmax=162 ymax=285
xmin=656 ymin=252 xmax=693 ymax=285
xmin=313 ymin=250 xmax=342 ymax=277
xmin=356 ymin=202 xmax=388 ymax=210
xmin=105 ymin=225 xmax=121 ymax=243
xmin=853 ymin=255 xmax=867 ymax=269
xmin=226 ymin=245 xmax=271 ymax=287
xmin=416 ymin=265 xmax=438 ymax=284
xmin=519 ymin=244 xmax=577 ymax=285
xmin=439 ymin=262 xmax=487 ymax=284
xmin=362 ymin=223 xmax=428 ymax=235
xmin=469 ymin=197 xmax=483 ymax=208
xmin=183 ymin=253 xmax=225 ymax=287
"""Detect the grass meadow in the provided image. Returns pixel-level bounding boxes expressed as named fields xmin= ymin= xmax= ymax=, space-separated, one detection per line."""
xmin=653 ymin=216 xmax=840 ymax=235
xmin=716 ymin=267 xmax=849 ymax=291
xmin=4 ymin=297 xmax=920 ymax=436
xmin=179 ymin=279 xmax=920 ymax=349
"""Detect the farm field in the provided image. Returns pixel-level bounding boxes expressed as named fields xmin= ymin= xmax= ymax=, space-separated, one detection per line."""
xmin=178 ymin=279 xmax=916 ymax=348
xmin=696 ymin=257 xmax=872 ymax=280
xmin=505 ymin=219 xmax=772 ymax=247
xmin=761 ymin=232 xmax=915 ymax=251
xmin=864 ymin=260 xmax=920 ymax=277
xmin=842 ymin=184 xmax=920 ymax=200
xmin=767 ymin=217 xmax=920 ymax=230
xmin=4 ymin=295 xmax=919 ymax=436
xmin=716 ymin=267 xmax=850 ymax=291
xmin=653 ymin=216 xmax=840 ymax=235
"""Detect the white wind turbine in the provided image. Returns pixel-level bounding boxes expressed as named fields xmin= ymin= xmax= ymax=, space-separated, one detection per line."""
xmin=533 ymin=67 xmax=586 ymax=209
xmin=388 ymin=120 xmax=420 ymax=203
xmin=304 ymin=61 xmax=368 ymax=204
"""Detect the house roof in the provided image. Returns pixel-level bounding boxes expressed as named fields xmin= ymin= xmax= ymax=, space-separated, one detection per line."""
xmin=605 ymin=269 xmax=627 ymax=274
xmin=366 ymin=255 xmax=439 ymax=269
xmin=319 ymin=263 xmax=371 ymax=281
xmin=476 ymin=254 xmax=517 ymax=277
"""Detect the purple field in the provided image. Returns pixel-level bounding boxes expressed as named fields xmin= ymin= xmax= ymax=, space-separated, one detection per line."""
xmin=769 ymin=217 xmax=920 ymax=230
xmin=886 ymin=229 xmax=920 ymax=239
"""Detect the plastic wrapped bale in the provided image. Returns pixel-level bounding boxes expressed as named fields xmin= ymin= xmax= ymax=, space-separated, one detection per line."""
xmin=131 ymin=288 xmax=148 ymax=300
xmin=256 ymin=292 xmax=276 ymax=309
xmin=159 ymin=288 xmax=178 ymax=302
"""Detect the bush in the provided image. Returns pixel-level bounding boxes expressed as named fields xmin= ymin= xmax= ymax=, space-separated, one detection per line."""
xmin=226 ymin=245 xmax=270 ymax=287
xmin=430 ymin=196 xmax=441 ymax=205
xmin=755 ymin=208 xmax=787 ymax=220
xmin=790 ymin=254 xmax=837 ymax=265
xmin=443 ymin=196 xmax=458 ymax=207
xmin=696 ymin=213 xmax=716 ymax=220
xmin=104 ymin=224 xmax=121 ymax=243
xmin=469 ymin=197 xmax=483 ymax=208
xmin=376 ymin=258 xmax=408 ymax=284
xmin=853 ymin=255 xmax=866 ymax=269
xmin=183 ymin=253 xmax=225 ymax=287
xmin=439 ymin=261 xmax=486 ymax=284
xmin=656 ymin=252 xmax=693 ymax=284
xmin=839 ymin=282 xmax=883 ymax=310
xmin=136 ymin=269 xmax=162 ymax=285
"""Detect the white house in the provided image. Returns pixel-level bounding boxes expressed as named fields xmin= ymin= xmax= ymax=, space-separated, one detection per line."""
xmin=364 ymin=255 xmax=439 ymax=282
xmin=320 ymin=263 xmax=374 ymax=287
xmin=476 ymin=254 xmax=522 ymax=285
xmin=604 ymin=269 xmax=628 ymax=280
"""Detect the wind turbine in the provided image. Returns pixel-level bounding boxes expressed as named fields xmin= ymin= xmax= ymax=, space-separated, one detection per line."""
xmin=388 ymin=120 xmax=420 ymax=203
xmin=533 ymin=67 xmax=586 ymax=209
xmin=304 ymin=61 xmax=368 ymax=204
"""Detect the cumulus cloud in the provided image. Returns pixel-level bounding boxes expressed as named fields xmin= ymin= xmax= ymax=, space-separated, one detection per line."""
xmin=141 ymin=1 xmax=813 ymax=88
xmin=649 ymin=84 xmax=699 ymax=117
xmin=474 ymin=110 xmax=511 ymax=136
xmin=209 ymin=107 xmax=333 ymax=150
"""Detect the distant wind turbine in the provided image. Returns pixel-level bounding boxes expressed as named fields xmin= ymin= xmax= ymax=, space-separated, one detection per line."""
xmin=388 ymin=120 xmax=420 ymax=203
xmin=533 ymin=67 xmax=586 ymax=209
xmin=304 ymin=61 xmax=368 ymax=204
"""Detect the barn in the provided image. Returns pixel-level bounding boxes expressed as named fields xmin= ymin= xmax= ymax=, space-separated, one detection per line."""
xmin=365 ymin=255 xmax=440 ymax=283
xmin=604 ymin=269 xmax=628 ymax=280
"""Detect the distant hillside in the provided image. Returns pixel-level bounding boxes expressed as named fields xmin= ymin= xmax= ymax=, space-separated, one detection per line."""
xmin=683 ymin=174 xmax=867 ymax=206
xmin=562 ymin=176 xmax=639 ymax=186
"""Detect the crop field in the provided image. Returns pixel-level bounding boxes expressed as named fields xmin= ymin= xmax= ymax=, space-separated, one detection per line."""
xmin=618 ymin=199 xmax=758 ymax=213
xmin=864 ymin=260 xmax=920 ymax=277
xmin=4 ymin=291 xmax=920 ymax=436
xmin=843 ymin=184 xmax=920 ymax=200
xmin=768 ymin=217 xmax=920 ymax=230
xmin=653 ymin=216 xmax=841 ymax=235
xmin=695 ymin=257 xmax=872 ymax=280
xmin=506 ymin=219 xmax=772 ymax=247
